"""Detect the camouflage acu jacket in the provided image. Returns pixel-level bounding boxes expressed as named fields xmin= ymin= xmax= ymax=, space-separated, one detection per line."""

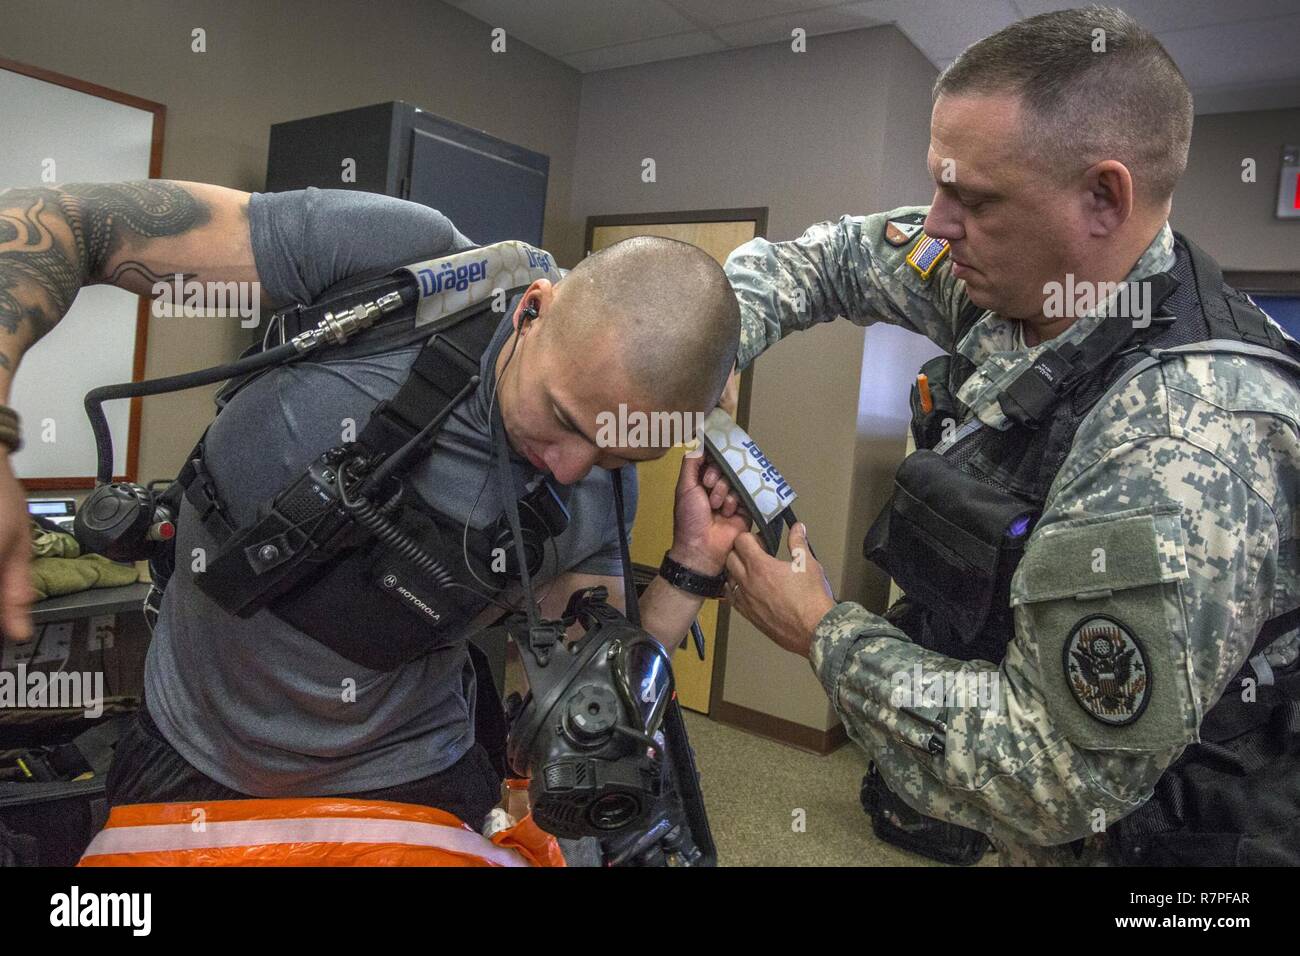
xmin=724 ymin=207 xmax=1300 ymax=865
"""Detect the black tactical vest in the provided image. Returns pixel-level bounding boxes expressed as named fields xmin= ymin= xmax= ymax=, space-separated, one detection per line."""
xmin=864 ymin=233 xmax=1300 ymax=865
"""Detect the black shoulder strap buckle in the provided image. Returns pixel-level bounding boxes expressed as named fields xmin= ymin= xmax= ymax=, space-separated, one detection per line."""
xmin=997 ymin=346 xmax=1078 ymax=428
xmin=1218 ymin=604 xmax=1300 ymax=703
xmin=178 ymin=440 xmax=235 ymax=543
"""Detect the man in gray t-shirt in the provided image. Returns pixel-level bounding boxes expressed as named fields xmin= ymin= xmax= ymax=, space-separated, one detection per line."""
xmin=0 ymin=180 xmax=750 ymax=832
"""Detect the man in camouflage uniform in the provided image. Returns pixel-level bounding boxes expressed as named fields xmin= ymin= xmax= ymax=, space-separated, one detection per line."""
xmin=716 ymin=7 xmax=1300 ymax=864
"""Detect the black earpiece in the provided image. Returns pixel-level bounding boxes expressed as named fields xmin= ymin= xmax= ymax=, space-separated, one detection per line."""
xmin=521 ymin=300 xmax=539 ymax=324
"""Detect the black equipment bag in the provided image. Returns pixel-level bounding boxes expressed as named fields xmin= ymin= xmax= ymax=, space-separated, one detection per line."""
xmin=1109 ymin=663 xmax=1300 ymax=865
xmin=0 ymin=699 xmax=137 ymax=866
xmin=863 ymin=449 xmax=1037 ymax=659
xmin=860 ymin=761 xmax=990 ymax=866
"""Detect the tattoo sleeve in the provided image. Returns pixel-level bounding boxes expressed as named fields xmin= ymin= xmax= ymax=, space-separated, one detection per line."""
xmin=0 ymin=181 xmax=208 ymax=361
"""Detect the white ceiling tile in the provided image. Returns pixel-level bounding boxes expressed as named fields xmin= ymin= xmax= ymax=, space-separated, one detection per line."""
xmin=711 ymin=5 xmax=890 ymax=47
xmin=445 ymin=0 xmax=1300 ymax=102
xmin=561 ymin=30 xmax=726 ymax=72
xmin=1013 ymin=0 xmax=1300 ymax=34
xmin=451 ymin=0 xmax=698 ymax=55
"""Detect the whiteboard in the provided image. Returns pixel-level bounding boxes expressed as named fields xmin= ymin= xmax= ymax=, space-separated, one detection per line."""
xmin=0 ymin=65 xmax=159 ymax=485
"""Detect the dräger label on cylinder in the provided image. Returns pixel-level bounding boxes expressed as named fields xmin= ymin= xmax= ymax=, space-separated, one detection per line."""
xmin=741 ymin=438 xmax=793 ymax=504
xmin=700 ymin=408 xmax=797 ymax=524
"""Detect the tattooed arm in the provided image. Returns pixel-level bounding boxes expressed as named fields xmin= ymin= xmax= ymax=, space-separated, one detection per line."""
xmin=0 ymin=180 xmax=254 ymax=639
xmin=0 ymin=180 xmax=256 ymax=389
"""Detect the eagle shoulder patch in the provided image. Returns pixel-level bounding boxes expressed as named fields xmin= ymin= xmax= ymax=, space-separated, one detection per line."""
xmin=1063 ymin=615 xmax=1151 ymax=726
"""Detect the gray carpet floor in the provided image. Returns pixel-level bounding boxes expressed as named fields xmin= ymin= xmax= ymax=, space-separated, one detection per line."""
xmin=683 ymin=711 xmax=993 ymax=867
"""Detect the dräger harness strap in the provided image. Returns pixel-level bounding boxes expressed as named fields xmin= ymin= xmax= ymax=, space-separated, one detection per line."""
xmin=163 ymin=301 xmax=495 ymax=558
xmin=146 ymin=243 xmax=561 ymax=646
xmin=167 ymin=242 xmax=558 ymax=551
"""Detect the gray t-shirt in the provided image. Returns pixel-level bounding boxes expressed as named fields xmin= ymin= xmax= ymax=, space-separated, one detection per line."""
xmin=144 ymin=188 xmax=636 ymax=795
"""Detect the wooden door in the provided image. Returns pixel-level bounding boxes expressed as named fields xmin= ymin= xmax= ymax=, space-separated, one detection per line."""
xmin=587 ymin=210 xmax=766 ymax=713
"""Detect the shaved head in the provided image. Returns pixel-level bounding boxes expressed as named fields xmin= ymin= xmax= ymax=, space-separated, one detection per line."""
xmin=494 ymin=235 xmax=740 ymax=485
xmin=550 ymin=236 xmax=739 ymax=411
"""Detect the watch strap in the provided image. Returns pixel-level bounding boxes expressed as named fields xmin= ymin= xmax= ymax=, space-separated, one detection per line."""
xmin=659 ymin=550 xmax=726 ymax=599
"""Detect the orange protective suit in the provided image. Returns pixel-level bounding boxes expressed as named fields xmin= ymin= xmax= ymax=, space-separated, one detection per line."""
xmin=77 ymin=797 xmax=566 ymax=867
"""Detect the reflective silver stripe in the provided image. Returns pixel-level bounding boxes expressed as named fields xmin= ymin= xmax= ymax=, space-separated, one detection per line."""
xmin=82 ymin=817 xmax=529 ymax=867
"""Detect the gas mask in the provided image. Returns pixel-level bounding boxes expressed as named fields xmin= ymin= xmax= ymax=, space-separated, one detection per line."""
xmin=503 ymin=585 xmax=673 ymax=840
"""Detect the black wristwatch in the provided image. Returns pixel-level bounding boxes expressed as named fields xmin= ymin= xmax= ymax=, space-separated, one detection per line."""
xmin=659 ymin=551 xmax=727 ymax=599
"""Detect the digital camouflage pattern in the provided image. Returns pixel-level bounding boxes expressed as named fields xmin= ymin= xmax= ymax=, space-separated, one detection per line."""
xmin=725 ymin=206 xmax=1300 ymax=865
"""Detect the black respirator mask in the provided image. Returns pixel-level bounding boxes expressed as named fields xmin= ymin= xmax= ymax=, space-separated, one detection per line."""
xmin=503 ymin=585 xmax=673 ymax=839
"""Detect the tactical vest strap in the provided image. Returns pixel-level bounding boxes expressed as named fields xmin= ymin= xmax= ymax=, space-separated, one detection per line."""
xmin=1213 ymin=605 xmax=1300 ymax=729
xmin=996 ymin=271 xmax=1180 ymax=429
xmin=954 ymin=299 xmax=987 ymax=343
xmin=1182 ymin=234 xmax=1300 ymax=358
xmin=1152 ymin=338 xmax=1300 ymax=376
xmin=1110 ymin=669 xmax=1300 ymax=865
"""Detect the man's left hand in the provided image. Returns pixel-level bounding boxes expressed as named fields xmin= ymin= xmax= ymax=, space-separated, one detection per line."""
xmin=668 ymin=447 xmax=751 ymax=576
xmin=724 ymin=523 xmax=835 ymax=658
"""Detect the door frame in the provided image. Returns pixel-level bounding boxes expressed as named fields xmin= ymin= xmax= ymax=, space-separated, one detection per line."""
xmin=584 ymin=207 xmax=769 ymax=714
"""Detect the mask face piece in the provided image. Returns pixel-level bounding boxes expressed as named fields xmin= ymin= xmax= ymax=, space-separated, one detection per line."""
xmin=504 ymin=588 xmax=674 ymax=840
xmin=617 ymin=639 xmax=672 ymax=735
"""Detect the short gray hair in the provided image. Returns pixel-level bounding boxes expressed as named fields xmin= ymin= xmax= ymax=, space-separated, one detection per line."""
xmin=934 ymin=5 xmax=1193 ymax=204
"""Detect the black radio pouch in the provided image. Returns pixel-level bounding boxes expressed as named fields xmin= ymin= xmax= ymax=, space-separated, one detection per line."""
xmin=863 ymin=449 xmax=1036 ymax=651
xmin=270 ymin=497 xmax=498 ymax=672
xmin=860 ymin=762 xmax=990 ymax=865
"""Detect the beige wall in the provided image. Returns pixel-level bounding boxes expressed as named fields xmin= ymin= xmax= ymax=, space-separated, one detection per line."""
xmin=570 ymin=26 xmax=943 ymax=732
xmin=1171 ymin=107 xmax=1300 ymax=270
xmin=1 ymin=0 xmax=583 ymax=486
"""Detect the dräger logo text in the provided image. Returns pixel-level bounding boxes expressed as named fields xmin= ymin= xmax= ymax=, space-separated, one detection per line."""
xmin=415 ymin=259 xmax=488 ymax=296
xmin=741 ymin=439 xmax=793 ymax=501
